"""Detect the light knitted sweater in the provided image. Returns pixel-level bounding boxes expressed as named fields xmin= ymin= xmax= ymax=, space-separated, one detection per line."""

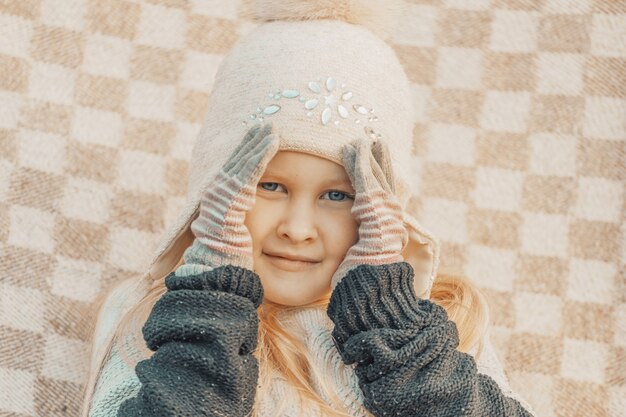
xmin=88 ymin=264 xmax=536 ymax=416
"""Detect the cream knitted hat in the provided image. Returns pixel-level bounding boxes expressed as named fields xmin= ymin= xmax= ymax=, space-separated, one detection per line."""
xmin=146 ymin=0 xmax=440 ymax=298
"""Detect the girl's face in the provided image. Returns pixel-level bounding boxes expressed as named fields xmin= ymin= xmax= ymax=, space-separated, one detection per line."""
xmin=244 ymin=151 xmax=359 ymax=306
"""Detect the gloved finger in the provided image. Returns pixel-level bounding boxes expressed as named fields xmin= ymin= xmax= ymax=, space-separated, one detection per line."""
xmin=222 ymin=123 xmax=263 ymax=172
xmin=230 ymin=124 xmax=278 ymax=181
xmin=238 ymin=132 xmax=280 ymax=185
xmin=341 ymin=142 xmax=358 ymax=190
xmin=223 ymin=122 xmax=273 ymax=174
xmin=371 ymin=140 xmax=396 ymax=194
xmin=354 ymin=138 xmax=389 ymax=194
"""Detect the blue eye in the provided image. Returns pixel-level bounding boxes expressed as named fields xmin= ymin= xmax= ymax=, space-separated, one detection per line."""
xmin=323 ymin=191 xmax=354 ymax=202
xmin=259 ymin=182 xmax=280 ymax=191
xmin=259 ymin=183 xmax=353 ymax=202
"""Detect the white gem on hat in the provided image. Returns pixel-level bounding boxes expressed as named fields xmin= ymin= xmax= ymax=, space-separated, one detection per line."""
xmin=243 ymin=77 xmax=379 ymax=128
xmin=282 ymin=90 xmax=299 ymax=98
xmin=263 ymin=104 xmax=281 ymax=115
xmin=308 ymin=81 xmax=321 ymax=93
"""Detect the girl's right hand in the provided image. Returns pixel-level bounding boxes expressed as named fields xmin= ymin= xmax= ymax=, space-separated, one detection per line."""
xmin=176 ymin=123 xmax=279 ymax=276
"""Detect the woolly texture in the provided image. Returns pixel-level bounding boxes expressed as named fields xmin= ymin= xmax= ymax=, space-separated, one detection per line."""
xmin=327 ymin=263 xmax=536 ymax=417
xmin=328 ymin=262 xmax=439 ymax=348
xmin=90 ymin=263 xmax=536 ymax=416
xmin=176 ymin=123 xmax=279 ymax=274
xmin=165 ymin=265 xmax=264 ymax=308
xmin=146 ymin=11 xmax=440 ymax=295
xmin=4 ymin=1 xmax=620 ymax=415
xmin=242 ymin=0 xmax=405 ymax=40
xmin=117 ymin=265 xmax=263 ymax=417
xmin=331 ymin=139 xmax=408 ymax=289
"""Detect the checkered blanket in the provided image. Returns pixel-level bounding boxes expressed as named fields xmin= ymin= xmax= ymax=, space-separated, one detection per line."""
xmin=0 ymin=0 xmax=623 ymax=416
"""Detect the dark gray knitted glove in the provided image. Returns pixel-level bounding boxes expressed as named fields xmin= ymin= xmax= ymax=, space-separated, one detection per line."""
xmin=327 ymin=261 xmax=535 ymax=417
xmin=117 ymin=265 xmax=263 ymax=417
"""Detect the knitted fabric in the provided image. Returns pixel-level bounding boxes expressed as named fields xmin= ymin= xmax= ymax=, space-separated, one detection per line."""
xmin=88 ymin=264 xmax=536 ymax=417
xmin=145 ymin=14 xmax=440 ymax=298
xmin=331 ymin=139 xmax=408 ymax=290
xmin=328 ymin=262 xmax=535 ymax=417
xmin=177 ymin=124 xmax=280 ymax=274
xmin=117 ymin=265 xmax=263 ymax=416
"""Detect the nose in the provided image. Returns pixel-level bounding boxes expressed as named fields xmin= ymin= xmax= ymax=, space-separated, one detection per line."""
xmin=276 ymin=201 xmax=318 ymax=243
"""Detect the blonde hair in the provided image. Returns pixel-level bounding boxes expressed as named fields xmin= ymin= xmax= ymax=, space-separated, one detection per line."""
xmin=81 ymin=257 xmax=490 ymax=417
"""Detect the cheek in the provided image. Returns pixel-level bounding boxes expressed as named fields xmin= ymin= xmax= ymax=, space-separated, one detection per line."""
xmin=243 ymin=201 xmax=273 ymax=245
xmin=320 ymin=210 xmax=358 ymax=259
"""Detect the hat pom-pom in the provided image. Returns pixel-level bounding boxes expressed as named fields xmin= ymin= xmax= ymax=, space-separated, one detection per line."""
xmin=240 ymin=0 xmax=405 ymax=41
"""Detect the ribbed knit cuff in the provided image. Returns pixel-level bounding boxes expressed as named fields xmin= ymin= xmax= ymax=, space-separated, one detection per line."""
xmin=182 ymin=239 xmax=254 ymax=271
xmin=165 ymin=264 xmax=264 ymax=308
xmin=327 ymin=262 xmax=448 ymax=347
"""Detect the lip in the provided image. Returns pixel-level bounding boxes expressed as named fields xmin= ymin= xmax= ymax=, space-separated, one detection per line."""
xmin=263 ymin=252 xmax=321 ymax=272
xmin=263 ymin=251 xmax=320 ymax=263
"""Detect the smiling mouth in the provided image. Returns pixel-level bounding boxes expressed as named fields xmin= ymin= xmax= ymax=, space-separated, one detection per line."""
xmin=262 ymin=252 xmax=321 ymax=272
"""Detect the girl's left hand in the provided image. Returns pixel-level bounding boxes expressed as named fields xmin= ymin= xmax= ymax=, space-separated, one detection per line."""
xmin=330 ymin=138 xmax=409 ymax=290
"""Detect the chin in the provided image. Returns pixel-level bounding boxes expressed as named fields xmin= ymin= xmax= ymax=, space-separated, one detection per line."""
xmin=256 ymin=273 xmax=330 ymax=307
xmin=254 ymin=257 xmax=333 ymax=307
xmin=261 ymin=287 xmax=323 ymax=307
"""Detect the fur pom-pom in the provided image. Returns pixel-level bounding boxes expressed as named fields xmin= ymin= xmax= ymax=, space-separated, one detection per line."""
xmin=240 ymin=0 xmax=405 ymax=40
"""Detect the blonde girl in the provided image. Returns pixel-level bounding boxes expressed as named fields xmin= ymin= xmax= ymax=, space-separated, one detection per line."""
xmin=82 ymin=1 xmax=536 ymax=416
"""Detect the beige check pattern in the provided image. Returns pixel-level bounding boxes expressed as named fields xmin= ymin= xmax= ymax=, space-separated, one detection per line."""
xmin=0 ymin=0 xmax=623 ymax=416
